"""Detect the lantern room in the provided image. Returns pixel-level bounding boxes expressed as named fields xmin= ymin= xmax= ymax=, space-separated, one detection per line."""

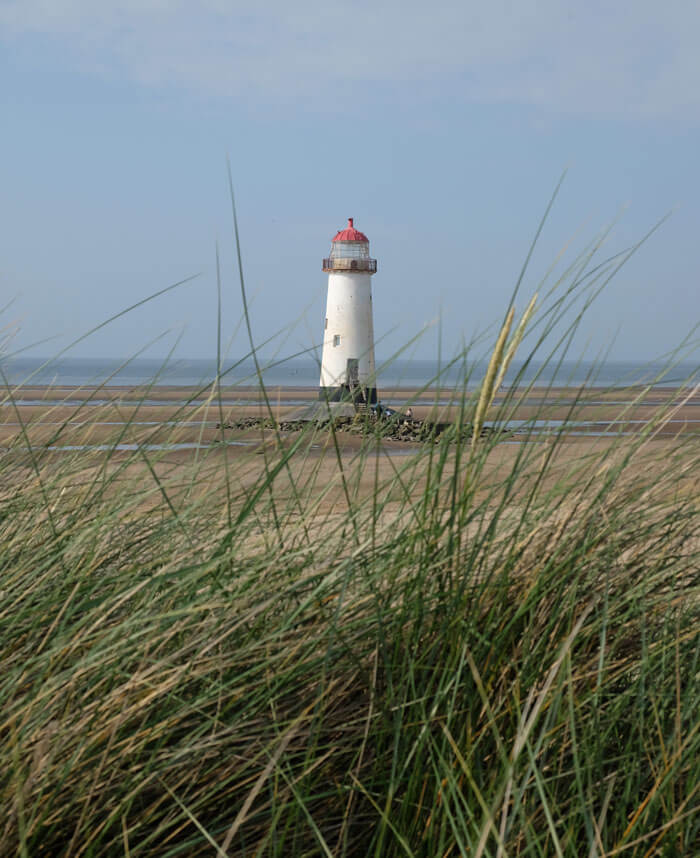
xmin=322 ymin=218 xmax=377 ymax=273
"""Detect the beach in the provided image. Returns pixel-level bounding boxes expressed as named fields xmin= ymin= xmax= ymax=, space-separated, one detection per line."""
xmin=2 ymin=383 xmax=697 ymax=516
xmin=2 ymin=383 xmax=698 ymax=447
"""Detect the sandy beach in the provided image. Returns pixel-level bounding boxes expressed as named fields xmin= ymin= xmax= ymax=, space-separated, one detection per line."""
xmin=2 ymin=383 xmax=698 ymax=446
xmin=1 ymin=383 xmax=697 ymax=517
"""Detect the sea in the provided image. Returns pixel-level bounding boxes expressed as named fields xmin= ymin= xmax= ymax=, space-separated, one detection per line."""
xmin=2 ymin=356 xmax=698 ymax=390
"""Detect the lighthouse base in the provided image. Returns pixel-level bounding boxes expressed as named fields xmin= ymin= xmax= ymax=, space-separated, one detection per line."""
xmin=319 ymin=385 xmax=377 ymax=405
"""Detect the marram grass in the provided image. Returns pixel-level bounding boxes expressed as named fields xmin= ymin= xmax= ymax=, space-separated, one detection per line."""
xmin=0 ymin=356 xmax=697 ymax=857
xmin=1 ymin=193 xmax=699 ymax=855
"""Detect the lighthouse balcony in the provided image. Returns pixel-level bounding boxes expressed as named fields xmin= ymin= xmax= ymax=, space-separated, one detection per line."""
xmin=322 ymin=257 xmax=377 ymax=273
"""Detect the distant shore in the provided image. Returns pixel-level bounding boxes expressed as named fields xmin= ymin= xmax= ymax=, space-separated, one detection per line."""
xmin=4 ymin=381 xmax=697 ymax=400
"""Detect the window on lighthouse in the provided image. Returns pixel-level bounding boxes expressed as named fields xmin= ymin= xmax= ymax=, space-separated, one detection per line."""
xmin=333 ymin=335 xmax=341 ymax=347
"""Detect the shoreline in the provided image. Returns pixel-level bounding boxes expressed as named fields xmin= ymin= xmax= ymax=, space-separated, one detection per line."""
xmin=1 ymin=383 xmax=696 ymax=511
xmin=3 ymin=382 xmax=697 ymax=400
xmin=1 ymin=382 xmax=698 ymax=449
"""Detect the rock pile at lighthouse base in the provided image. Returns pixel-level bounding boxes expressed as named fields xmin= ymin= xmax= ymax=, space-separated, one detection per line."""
xmin=216 ymin=415 xmax=501 ymax=444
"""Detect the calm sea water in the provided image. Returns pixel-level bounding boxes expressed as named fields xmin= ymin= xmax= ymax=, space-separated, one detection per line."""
xmin=2 ymin=356 xmax=698 ymax=389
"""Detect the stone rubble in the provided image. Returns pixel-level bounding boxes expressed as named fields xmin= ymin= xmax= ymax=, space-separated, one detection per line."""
xmin=216 ymin=414 xmax=503 ymax=444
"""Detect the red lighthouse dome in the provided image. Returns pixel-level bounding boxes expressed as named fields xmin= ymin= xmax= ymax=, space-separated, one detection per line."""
xmin=331 ymin=218 xmax=369 ymax=243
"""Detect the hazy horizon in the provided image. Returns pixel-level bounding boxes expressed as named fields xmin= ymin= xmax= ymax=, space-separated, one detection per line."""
xmin=5 ymin=354 xmax=698 ymax=392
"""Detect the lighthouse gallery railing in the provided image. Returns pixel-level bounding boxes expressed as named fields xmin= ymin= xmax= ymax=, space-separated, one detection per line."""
xmin=322 ymin=258 xmax=377 ymax=273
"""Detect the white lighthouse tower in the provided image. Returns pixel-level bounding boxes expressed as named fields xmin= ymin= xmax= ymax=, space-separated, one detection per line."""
xmin=319 ymin=218 xmax=378 ymax=404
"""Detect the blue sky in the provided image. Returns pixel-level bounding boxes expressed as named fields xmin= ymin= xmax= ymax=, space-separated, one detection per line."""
xmin=1 ymin=1 xmax=698 ymax=363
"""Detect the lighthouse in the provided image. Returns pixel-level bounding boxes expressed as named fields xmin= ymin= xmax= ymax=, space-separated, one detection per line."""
xmin=319 ymin=218 xmax=378 ymax=404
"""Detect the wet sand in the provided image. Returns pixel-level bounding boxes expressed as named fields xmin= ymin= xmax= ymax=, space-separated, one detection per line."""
xmin=1 ymin=384 xmax=697 ymax=523
xmin=1 ymin=384 xmax=698 ymax=449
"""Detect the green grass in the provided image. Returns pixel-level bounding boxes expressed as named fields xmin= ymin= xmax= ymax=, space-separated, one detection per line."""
xmin=0 ymin=191 xmax=698 ymax=855
xmin=1 ymin=357 xmax=697 ymax=857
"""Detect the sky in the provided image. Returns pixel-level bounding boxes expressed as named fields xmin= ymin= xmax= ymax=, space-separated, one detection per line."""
xmin=1 ymin=1 xmax=699 ymax=364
